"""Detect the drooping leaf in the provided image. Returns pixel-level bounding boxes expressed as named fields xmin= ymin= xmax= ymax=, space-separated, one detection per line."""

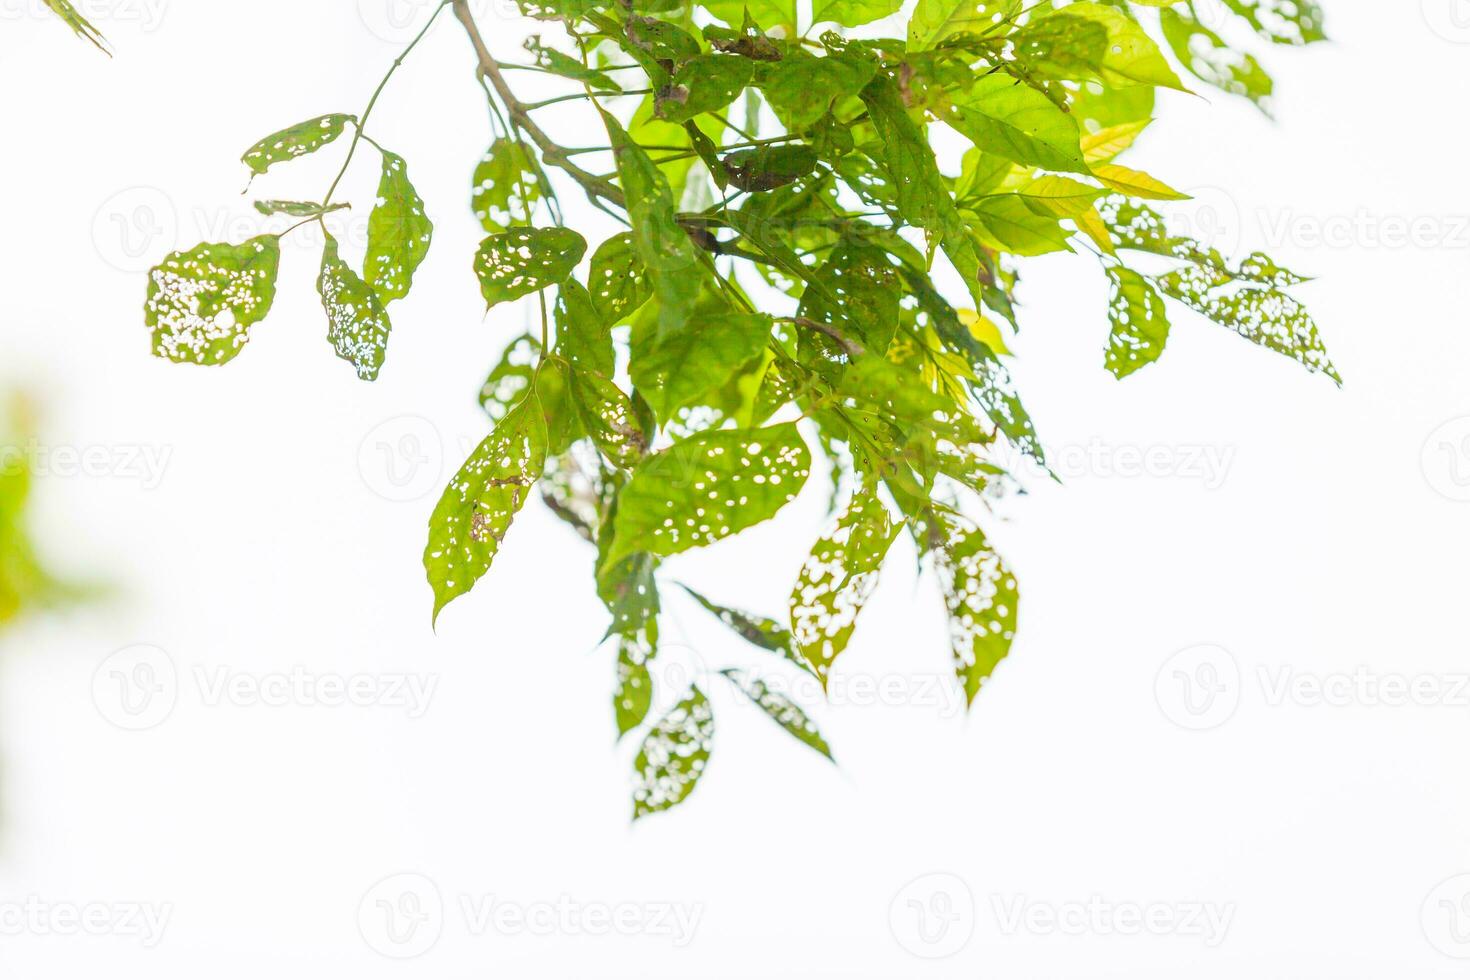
xmin=365 ymin=150 xmax=434 ymax=305
xmin=145 ymin=237 xmax=281 ymax=367
xmin=722 ymin=668 xmax=833 ymax=760
xmin=424 ymin=398 xmax=548 ymax=622
xmin=632 ymin=685 xmax=715 ymax=819
xmin=789 ymin=486 xmax=897 ymax=685
xmin=615 ymin=627 xmax=656 ymax=737
xmin=682 ymin=585 xmax=814 ymax=675
xmin=241 ymin=114 xmax=355 ymax=177
xmin=318 ymin=232 xmax=393 ymax=381
xmin=936 ymin=521 xmax=1018 ymax=707
xmin=608 ymin=423 xmax=811 ymax=565
xmin=1104 ymin=266 xmax=1169 ymax=379
xmin=473 ymin=227 xmax=587 ymax=310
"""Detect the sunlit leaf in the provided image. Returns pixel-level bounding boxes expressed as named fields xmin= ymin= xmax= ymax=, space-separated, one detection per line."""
xmin=241 ymin=114 xmax=355 ymax=177
xmin=318 ymin=232 xmax=392 ymax=381
xmin=722 ymin=668 xmax=833 ymax=760
xmin=1104 ymin=266 xmax=1169 ymax=379
xmin=365 ymin=150 xmax=434 ymax=304
xmin=474 ymin=227 xmax=587 ymax=310
xmin=473 ymin=138 xmax=543 ymax=234
xmin=632 ymin=685 xmax=714 ymax=819
xmin=145 ymin=237 xmax=280 ymax=367
xmin=936 ymin=521 xmax=1017 ymax=707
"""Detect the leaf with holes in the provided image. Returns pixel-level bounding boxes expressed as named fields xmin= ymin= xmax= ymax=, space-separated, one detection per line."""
xmin=473 ymin=138 xmax=543 ymax=234
xmin=587 ymin=233 xmax=652 ymax=328
xmin=318 ymin=233 xmax=392 ymax=381
xmin=656 ymin=54 xmax=754 ymax=123
xmin=937 ymin=522 xmax=1018 ymax=707
xmin=241 ymin=114 xmax=355 ymax=177
xmin=723 ymin=668 xmax=833 ymax=761
xmin=790 ymin=487 xmax=897 ymax=686
xmin=633 ymin=685 xmax=714 ymax=820
xmin=424 ymin=398 xmax=548 ymax=622
xmin=1105 ymin=266 xmax=1169 ymax=379
xmin=365 ymin=150 xmax=433 ymax=305
xmin=682 ymin=585 xmax=814 ymax=676
xmin=631 ymin=313 xmax=771 ymax=423
xmin=145 ymin=237 xmax=281 ymax=367
xmin=608 ymin=424 xmax=811 ymax=566
xmin=615 ymin=627 xmax=656 ymax=738
xmin=474 ymin=228 xmax=586 ymax=310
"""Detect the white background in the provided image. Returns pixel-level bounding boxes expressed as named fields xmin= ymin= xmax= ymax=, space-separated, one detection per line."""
xmin=2 ymin=0 xmax=1469 ymax=975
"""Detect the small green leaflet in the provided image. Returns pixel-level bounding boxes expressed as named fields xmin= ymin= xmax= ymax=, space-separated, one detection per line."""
xmin=473 ymin=138 xmax=543 ymax=234
xmin=424 ymin=398 xmax=548 ymax=622
xmin=633 ymin=685 xmax=714 ymax=820
xmin=474 ymin=227 xmax=587 ymax=310
xmin=722 ymin=669 xmax=833 ymax=761
xmin=936 ymin=522 xmax=1017 ymax=707
xmin=365 ymin=151 xmax=434 ymax=305
xmin=145 ymin=237 xmax=280 ymax=367
xmin=254 ymin=200 xmax=348 ymax=217
xmin=318 ymin=233 xmax=392 ymax=381
xmin=615 ymin=627 xmax=656 ymax=737
xmin=608 ymin=423 xmax=811 ymax=566
xmin=682 ymin=585 xmax=815 ymax=676
xmin=601 ymin=110 xmax=700 ymax=340
xmin=1105 ymin=266 xmax=1169 ymax=379
xmin=241 ymin=114 xmax=355 ymax=177
xmin=789 ymin=487 xmax=897 ymax=686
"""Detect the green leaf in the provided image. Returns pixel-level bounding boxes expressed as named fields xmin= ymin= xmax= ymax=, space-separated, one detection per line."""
xmin=253 ymin=200 xmax=348 ymax=218
xmin=555 ymin=280 xmax=615 ymax=377
xmin=789 ymin=487 xmax=897 ymax=685
xmin=1012 ymin=175 xmax=1103 ymax=219
xmin=318 ymin=232 xmax=393 ymax=382
xmin=473 ymin=138 xmax=543 ymax=234
xmin=1104 ymin=266 xmax=1169 ymax=379
xmin=473 ymin=227 xmax=587 ymax=310
xmin=1159 ymin=7 xmax=1274 ymax=111
xmin=968 ymin=196 xmax=1073 ymax=255
xmin=588 ymin=233 xmax=653 ymax=327
xmin=943 ymin=73 xmax=1090 ymax=174
xmin=1017 ymin=3 xmax=1186 ymax=91
xmin=424 ymin=398 xmax=548 ymax=622
xmin=1221 ymin=0 xmax=1326 ymax=45
xmin=45 ymin=0 xmax=108 ymax=52
xmin=723 ymin=144 xmax=820 ymax=193
xmin=757 ymin=50 xmax=877 ymax=132
xmin=907 ymin=0 xmax=1019 ymax=51
xmin=656 ymin=54 xmax=754 ymax=123
xmin=145 ymin=237 xmax=281 ymax=367
xmin=722 ymin=668 xmax=833 ymax=760
xmin=936 ymin=522 xmax=1017 ymax=707
xmin=598 ymin=549 xmax=661 ymax=638
xmin=241 ymin=114 xmax=355 ymax=177
xmin=615 ymin=627 xmax=656 ymax=737
xmin=480 ymin=336 xmax=540 ymax=423
xmin=365 ymin=150 xmax=433 ymax=305
xmin=811 ymin=0 xmax=900 ymax=27
xmin=601 ymin=110 xmax=701 ymax=340
xmin=608 ymin=423 xmax=811 ymax=565
xmin=633 ymin=685 xmax=715 ymax=819
xmin=682 ymin=585 xmax=814 ymax=675
xmin=632 ymin=313 xmax=772 ymax=422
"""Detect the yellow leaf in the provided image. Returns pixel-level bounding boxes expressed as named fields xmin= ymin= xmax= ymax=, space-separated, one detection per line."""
xmin=958 ymin=308 xmax=1012 ymax=356
xmin=1081 ymin=120 xmax=1152 ymax=164
xmin=1091 ymin=163 xmax=1190 ymax=201
xmin=1074 ymin=206 xmax=1115 ymax=255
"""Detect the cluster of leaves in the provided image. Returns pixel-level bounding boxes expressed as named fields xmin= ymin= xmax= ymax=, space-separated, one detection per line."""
xmin=140 ymin=0 xmax=1333 ymax=818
